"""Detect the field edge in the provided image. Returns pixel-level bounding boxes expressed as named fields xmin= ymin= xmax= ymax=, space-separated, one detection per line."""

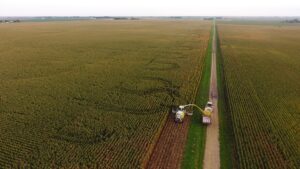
xmin=181 ymin=25 xmax=213 ymax=169
xmin=141 ymin=112 xmax=169 ymax=168
xmin=216 ymin=24 xmax=237 ymax=169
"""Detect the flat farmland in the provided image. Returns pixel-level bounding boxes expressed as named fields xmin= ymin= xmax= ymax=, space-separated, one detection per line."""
xmin=218 ymin=23 xmax=300 ymax=168
xmin=0 ymin=20 xmax=211 ymax=168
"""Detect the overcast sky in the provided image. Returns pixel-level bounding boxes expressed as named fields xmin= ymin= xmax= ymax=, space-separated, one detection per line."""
xmin=1 ymin=0 xmax=300 ymax=16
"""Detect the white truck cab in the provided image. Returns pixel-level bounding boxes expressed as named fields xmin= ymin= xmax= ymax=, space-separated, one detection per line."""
xmin=206 ymin=101 xmax=213 ymax=108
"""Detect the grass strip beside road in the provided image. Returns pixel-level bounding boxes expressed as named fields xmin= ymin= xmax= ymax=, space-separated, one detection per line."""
xmin=181 ymin=26 xmax=213 ymax=169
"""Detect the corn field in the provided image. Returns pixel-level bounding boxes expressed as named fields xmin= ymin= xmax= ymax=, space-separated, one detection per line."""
xmin=218 ymin=23 xmax=300 ymax=169
xmin=0 ymin=20 xmax=211 ymax=168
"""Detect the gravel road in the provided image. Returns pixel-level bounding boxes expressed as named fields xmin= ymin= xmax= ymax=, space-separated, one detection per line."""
xmin=203 ymin=23 xmax=220 ymax=169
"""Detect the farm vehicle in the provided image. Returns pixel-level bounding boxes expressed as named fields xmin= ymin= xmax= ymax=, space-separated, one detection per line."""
xmin=172 ymin=101 xmax=212 ymax=124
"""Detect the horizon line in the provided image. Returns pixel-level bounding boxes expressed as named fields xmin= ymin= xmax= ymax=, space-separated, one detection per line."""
xmin=1 ymin=15 xmax=300 ymax=17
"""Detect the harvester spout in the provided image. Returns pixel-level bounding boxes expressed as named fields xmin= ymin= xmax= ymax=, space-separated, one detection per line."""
xmin=180 ymin=104 xmax=211 ymax=117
